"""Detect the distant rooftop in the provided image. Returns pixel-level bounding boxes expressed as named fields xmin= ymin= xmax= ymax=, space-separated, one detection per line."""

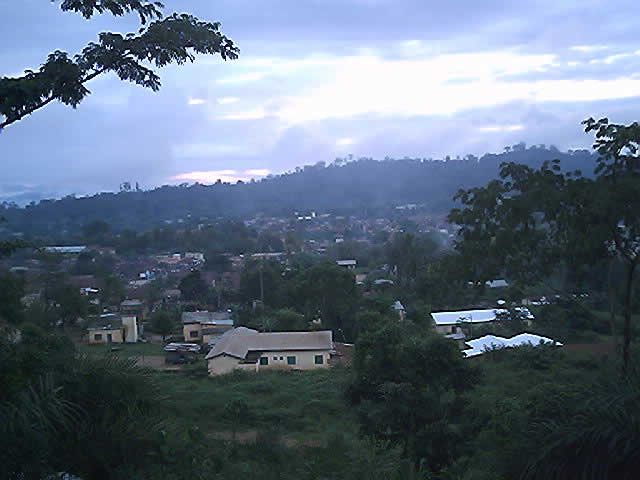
xmin=462 ymin=333 xmax=562 ymax=358
xmin=44 ymin=246 xmax=87 ymax=254
xmin=182 ymin=310 xmax=233 ymax=324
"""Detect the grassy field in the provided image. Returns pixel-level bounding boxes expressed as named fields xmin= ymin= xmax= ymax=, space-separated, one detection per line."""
xmin=155 ymin=366 xmax=358 ymax=445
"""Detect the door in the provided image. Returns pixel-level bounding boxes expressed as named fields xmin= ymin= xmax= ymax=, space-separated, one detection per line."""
xmin=107 ymin=333 xmax=113 ymax=343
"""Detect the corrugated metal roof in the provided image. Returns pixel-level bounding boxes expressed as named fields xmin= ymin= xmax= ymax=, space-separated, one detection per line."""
xmin=182 ymin=310 xmax=233 ymax=324
xmin=462 ymin=332 xmax=562 ymax=358
xmin=206 ymin=329 xmax=333 ymax=360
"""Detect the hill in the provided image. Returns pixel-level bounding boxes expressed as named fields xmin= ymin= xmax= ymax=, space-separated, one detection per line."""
xmin=1 ymin=145 xmax=596 ymax=236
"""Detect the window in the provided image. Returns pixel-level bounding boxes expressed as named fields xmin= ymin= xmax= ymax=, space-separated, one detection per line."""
xmin=189 ymin=330 xmax=199 ymax=338
xmin=280 ymin=357 xmax=283 ymax=360
xmin=94 ymin=333 xmax=102 ymax=341
xmin=259 ymin=357 xmax=268 ymax=366
xmin=451 ymin=326 xmax=457 ymax=334
xmin=287 ymin=356 xmax=296 ymax=365
xmin=273 ymin=356 xmax=277 ymax=360
xmin=315 ymin=355 xmax=324 ymax=365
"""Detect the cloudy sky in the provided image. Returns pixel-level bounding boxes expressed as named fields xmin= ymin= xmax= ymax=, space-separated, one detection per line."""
xmin=2 ymin=0 xmax=640 ymax=203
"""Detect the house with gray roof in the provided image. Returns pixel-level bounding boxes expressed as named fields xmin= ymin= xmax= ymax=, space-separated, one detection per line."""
xmin=182 ymin=310 xmax=234 ymax=342
xmin=205 ymin=328 xmax=333 ymax=375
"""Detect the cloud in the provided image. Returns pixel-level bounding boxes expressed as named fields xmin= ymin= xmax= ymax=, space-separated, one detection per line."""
xmin=188 ymin=98 xmax=207 ymax=105
xmin=217 ymin=97 xmax=239 ymax=104
xmin=171 ymin=169 xmax=270 ymax=184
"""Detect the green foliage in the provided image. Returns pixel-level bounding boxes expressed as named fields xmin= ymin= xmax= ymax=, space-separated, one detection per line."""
xmin=1 ymin=3 xmax=237 ymax=129
xmin=178 ymin=270 xmax=210 ymax=303
xmin=151 ymin=310 xmax=174 ymax=340
xmin=348 ymin=323 xmax=478 ymax=472
xmin=0 ymin=272 xmax=25 ymax=324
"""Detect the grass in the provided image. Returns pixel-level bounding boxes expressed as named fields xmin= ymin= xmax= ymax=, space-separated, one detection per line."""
xmin=155 ymin=366 xmax=358 ymax=444
xmin=76 ymin=341 xmax=165 ymax=357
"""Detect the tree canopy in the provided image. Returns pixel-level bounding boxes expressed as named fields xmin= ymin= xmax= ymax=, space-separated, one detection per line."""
xmin=0 ymin=1 xmax=238 ymax=129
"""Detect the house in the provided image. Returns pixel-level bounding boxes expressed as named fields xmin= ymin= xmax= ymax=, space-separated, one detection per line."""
xmin=120 ymin=299 xmax=145 ymax=342
xmin=462 ymin=333 xmax=562 ymax=358
xmin=182 ymin=310 xmax=234 ymax=342
xmin=432 ymin=308 xmax=536 ymax=337
xmin=486 ymin=279 xmax=509 ymax=288
xmin=431 ymin=309 xmax=503 ymax=336
xmin=43 ymin=245 xmax=87 ymax=254
xmin=392 ymin=300 xmax=406 ymax=321
xmin=336 ymin=259 xmax=357 ymax=270
xmin=87 ymin=314 xmax=125 ymax=344
xmin=205 ymin=328 xmax=333 ymax=375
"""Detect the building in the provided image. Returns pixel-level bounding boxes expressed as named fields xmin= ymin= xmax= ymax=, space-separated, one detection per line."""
xmin=486 ymin=279 xmax=509 ymax=288
xmin=392 ymin=300 xmax=406 ymax=321
xmin=431 ymin=309 xmax=503 ymax=336
xmin=87 ymin=315 xmax=125 ymax=344
xmin=43 ymin=245 xmax=87 ymax=254
xmin=462 ymin=333 xmax=562 ymax=358
xmin=336 ymin=259 xmax=357 ymax=269
xmin=431 ymin=308 xmax=535 ymax=337
xmin=205 ymin=328 xmax=333 ymax=375
xmin=182 ymin=310 xmax=234 ymax=342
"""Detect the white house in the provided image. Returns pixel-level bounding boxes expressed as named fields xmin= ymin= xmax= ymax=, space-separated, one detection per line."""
xmin=462 ymin=333 xmax=562 ymax=358
xmin=205 ymin=328 xmax=334 ymax=375
xmin=336 ymin=259 xmax=357 ymax=269
xmin=431 ymin=308 xmax=534 ymax=336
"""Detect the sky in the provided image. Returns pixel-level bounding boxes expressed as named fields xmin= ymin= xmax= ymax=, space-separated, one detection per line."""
xmin=2 ymin=0 xmax=640 ymax=203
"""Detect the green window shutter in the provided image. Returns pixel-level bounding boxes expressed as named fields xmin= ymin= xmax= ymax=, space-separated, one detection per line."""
xmin=314 ymin=355 xmax=323 ymax=365
xmin=287 ymin=356 xmax=296 ymax=365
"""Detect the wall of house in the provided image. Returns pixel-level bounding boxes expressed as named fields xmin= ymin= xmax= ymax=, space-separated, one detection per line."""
xmin=183 ymin=323 xmax=202 ymax=341
xmin=122 ymin=315 xmax=138 ymax=343
xmin=88 ymin=328 xmax=124 ymax=344
xmin=256 ymin=350 xmax=331 ymax=371
xmin=435 ymin=324 xmax=459 ymax=335
xmin=208 ymin=354 xmax=241 ymax=375
xmin=202 ymin=333 xmax=224 ymax=345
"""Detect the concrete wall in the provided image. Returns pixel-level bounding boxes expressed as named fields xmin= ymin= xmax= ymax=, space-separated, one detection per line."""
xmin=122 ymin=315 xmax=138 ymax=343
xmin=183 ymin=323 xmax=202 ymax=341
xmin=208 ymin=350 xmax=331 ymax=375
xmin=435 ymin=324 xmax=459 ymax=335
xmin=89 ymin=328 xmax=124 ymax=344
xmin=256 ymin=350 xmax=331 ymax=371
xmin=208 ymin=354 xmax=241 ymax=375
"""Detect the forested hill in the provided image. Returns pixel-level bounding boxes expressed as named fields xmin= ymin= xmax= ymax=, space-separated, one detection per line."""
xmin=1 ymin=145 xmax=596 ymax=235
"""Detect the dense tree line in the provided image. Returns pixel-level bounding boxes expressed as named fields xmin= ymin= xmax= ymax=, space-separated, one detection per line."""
xmin=1 ymin=147 xmax=596 ymax=237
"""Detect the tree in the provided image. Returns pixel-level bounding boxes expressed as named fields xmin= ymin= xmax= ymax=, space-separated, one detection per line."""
xmin=178 ymin=270 xmax=209 ymax=303
xmin=449 ymin=118 xmax=640 ymax=371
xmin=0 ymin=273 xmax=25 ymax=325
xmin=151 ymin=310 xmax=174 ymax=341
xmin=347 ymin=323 xmax=477 ymax=473
xmin=0 ymin=0 xmax=238 ymax=130
xmin=44 ymin=283 xmax=88 ymax=326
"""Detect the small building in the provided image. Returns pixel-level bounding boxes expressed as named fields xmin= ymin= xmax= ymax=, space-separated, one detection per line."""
xmin=392 ymin=300 xmax=406 ymax=321
xmin=486 ymin=279 xmax=509 ymax=288
xmin=432 ymin=308 xmax=535 ymax=337
xmin=182 ymin=311 xmax=234 ymax=342
xmin=87 ymin=315 xmax=125 ymax=344
xmin=43 ymin=246 xmax=87 ymax=254
xmin=205 ymin=328 xmax=333 ymax=375
xmin=336 ymin=259 xmax=357 ymax=270
xmin=431 ymin=309 xmax=502 ymax=336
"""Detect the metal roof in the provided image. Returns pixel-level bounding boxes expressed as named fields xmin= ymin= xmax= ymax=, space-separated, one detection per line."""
xmin=462 ymin=332 xmax=562 ymax=357
xmin=206 ymin=329 xmax=333 ymax=360
xmin=182 ymin=310 xmax=233 ymax=324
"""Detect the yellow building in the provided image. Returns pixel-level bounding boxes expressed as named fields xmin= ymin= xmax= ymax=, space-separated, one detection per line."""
xmin=182 ymin=311 xmax=234 ymax=342
xmin=87 ymin=314 xmax=125 ymax=344
xmin=206 ymin=328 xmax=334 ymax=375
